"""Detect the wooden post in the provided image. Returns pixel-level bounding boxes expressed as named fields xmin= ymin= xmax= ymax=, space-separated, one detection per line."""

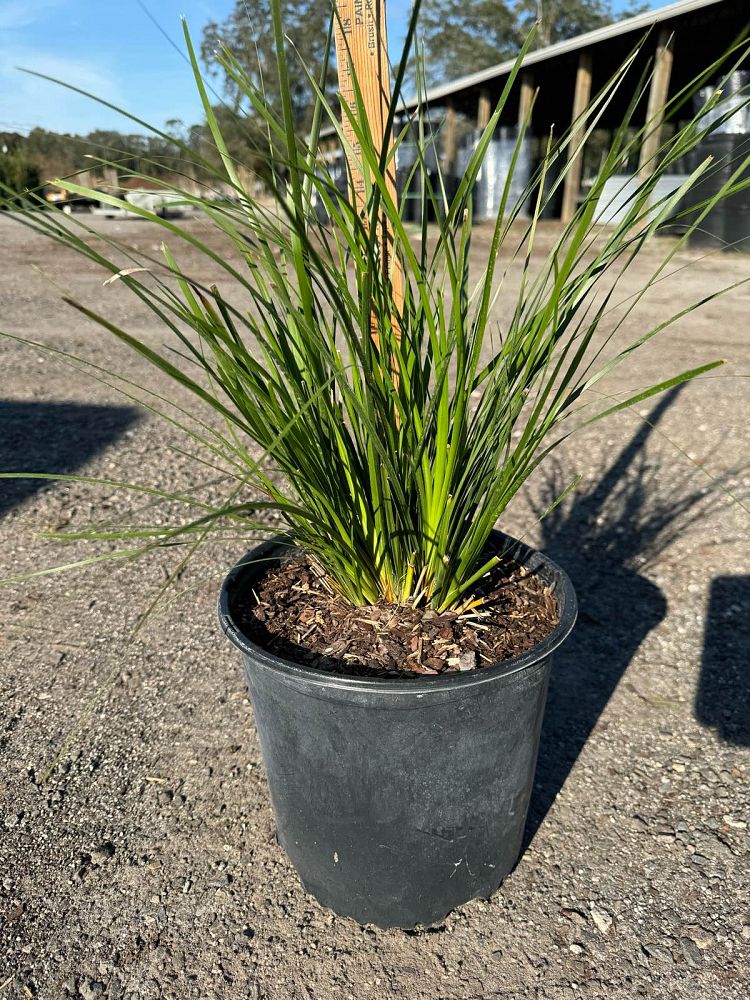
xmin=561 ymin=51 xmax=593 ymax=225
xmin=333 ymin=0 xmax=403 ymax=342
xmin=518 ymin=72 xmax=534 ymax=129
xmin=477 ymin=88 xmax=492 ymax=130
xmin=443 ymin=99 xmax=458 ymax=175
xmin=639 ymin=30 xmax=674 ymax=178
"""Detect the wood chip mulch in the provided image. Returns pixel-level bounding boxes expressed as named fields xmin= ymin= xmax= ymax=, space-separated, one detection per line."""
xmin=237 ymin=546 xmax=559 ymax=679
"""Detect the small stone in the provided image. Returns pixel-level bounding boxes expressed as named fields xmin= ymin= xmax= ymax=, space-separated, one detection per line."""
xmin=569 ymin=943 xmax=584 ymax=955
xmin=643 ymin=942 xmax=674 ymax=965
xmin=722 ymin=815 xmax=747 ymax=830
xmin=685 ymin=925 xmax=715 ymax=949
xmin=560 ymin=907 xmax=587 ymax=927
xmin=90 ymin=842 xmax=116 ymax=866
xmin=680 ymin=937 xmax=703 ymax=967
xmin=590 ymin=907 xmax=613 ymax=935
xmin=78 ymin=981 xmax=104 ymax=1000
xmin=695 ymin=833 xmax=734 ymax=861
xmin=740 ymin=925 xmax=750 ymax=941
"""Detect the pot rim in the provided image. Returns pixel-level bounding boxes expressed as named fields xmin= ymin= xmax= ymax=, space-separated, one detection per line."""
xmin=218 ymin=530 xmax=577 ymax=695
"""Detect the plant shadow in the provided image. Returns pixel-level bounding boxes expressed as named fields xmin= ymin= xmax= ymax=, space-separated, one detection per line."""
xmin=695 ymin=576 xmax=750 ymax=746
xmin=525 ymin=385 xmax=733 ymax=842
xmin=0 ymin=400 xmax=140 ymax=517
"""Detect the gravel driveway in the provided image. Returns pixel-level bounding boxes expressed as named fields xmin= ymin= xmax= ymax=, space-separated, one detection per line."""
xmin=0 ymin=213 xmax=748 ymax=999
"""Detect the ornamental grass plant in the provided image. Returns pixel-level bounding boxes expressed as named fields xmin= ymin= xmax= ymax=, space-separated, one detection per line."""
xmin=2 ymin=1 xmax=749 ymax=617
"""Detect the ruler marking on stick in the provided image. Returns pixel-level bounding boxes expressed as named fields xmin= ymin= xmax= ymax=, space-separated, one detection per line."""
xmin=333 ymin=0 xmax=404 ymax=347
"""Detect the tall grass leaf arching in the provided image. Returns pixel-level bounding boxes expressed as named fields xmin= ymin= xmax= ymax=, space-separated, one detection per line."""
xmin=1 ymin=2 xmax=749 ymax=614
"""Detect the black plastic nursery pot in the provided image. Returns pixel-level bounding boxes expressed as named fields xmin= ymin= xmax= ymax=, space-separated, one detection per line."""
xmin=219 ymin=531 xmax=577 ymax=929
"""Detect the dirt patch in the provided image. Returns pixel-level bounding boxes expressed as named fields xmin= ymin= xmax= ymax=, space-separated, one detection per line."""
xmin=240 ymin=548 xmax=558 ymax=677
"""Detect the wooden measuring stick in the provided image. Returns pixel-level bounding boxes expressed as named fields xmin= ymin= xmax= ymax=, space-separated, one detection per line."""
xmin=333 ymin=0 xmax=404 ymax=347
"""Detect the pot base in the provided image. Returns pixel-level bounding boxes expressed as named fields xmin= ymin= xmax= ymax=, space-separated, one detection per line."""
xmin=280 ymin=805 xmax=519 ymax=929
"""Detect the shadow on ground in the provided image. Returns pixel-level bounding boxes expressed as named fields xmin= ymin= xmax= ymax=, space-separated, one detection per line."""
xmin=526 ymin=385 xmax=732 ymax=841
xmin=0 ymin=400 xmax=140 ymax=517
xmin=696 ymin=575 xmax=750 ymax=746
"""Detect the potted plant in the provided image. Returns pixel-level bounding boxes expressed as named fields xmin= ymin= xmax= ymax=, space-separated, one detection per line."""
xmin=2 ymin=2 xmax=748 ymax=928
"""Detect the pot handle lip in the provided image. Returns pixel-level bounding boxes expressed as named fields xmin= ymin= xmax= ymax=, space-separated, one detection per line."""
xmin=218 ymin=532 xmax=577 ymax=698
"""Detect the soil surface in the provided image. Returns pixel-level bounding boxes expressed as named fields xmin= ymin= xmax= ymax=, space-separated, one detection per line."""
xmin=241 ymin=551 xmax=558 ymax=677
xmin=1 ymin=214 xmax=749 ymax=1000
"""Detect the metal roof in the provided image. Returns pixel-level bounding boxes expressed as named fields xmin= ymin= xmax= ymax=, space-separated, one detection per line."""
xmin=404 ymin=0 xmax=729 ymax=108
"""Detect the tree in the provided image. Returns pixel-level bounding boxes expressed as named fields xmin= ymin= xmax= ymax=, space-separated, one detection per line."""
xmin=417 ymin=0 xmax=649 ymax=84
xmin=0 ymin=143 xmax=40 ymax=204
xmin=188 ymin=105 xmax=270 ymax=179
xmin=23 ymin=127 xmax=78 ymax=182
xmin=15 ymin=125 xmax=232 ymax=190
xmin=201 ymin=1 xmax=336 ymax=133
xmin=416 ymin=0 xmax=518 ymax=86
xmin=515 ymin=0 xmax=648 ymax=48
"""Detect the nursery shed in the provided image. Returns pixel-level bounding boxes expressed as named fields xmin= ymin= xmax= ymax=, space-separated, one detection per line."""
xmin=321 ymin=0 xmax=750 ymax=226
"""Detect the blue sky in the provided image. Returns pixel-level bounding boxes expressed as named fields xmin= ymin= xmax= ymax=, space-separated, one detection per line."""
xmin=0 ymin=0 xmax=663 ymax=136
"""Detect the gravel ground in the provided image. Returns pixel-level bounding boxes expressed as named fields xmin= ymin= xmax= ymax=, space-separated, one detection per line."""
xmin=0 ymin=213 xmax=748 ymax=999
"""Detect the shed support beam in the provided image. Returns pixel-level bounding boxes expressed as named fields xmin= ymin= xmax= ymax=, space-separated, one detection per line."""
xmin=477 ymin=88 xmax=492 ymax=130
xmin=518 ymin=72 xmax=535 ymax=129
xmin=639 ymin=30 xmax=674 ymax=178
xmin=443 ymin=99 xmax=458 ymax=175
xmin=561 ymin=51 xmax=593 ymax=225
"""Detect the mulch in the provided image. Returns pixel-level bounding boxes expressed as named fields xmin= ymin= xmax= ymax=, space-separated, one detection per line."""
xmin=238 ymin=547 xmax=558 ymax=679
